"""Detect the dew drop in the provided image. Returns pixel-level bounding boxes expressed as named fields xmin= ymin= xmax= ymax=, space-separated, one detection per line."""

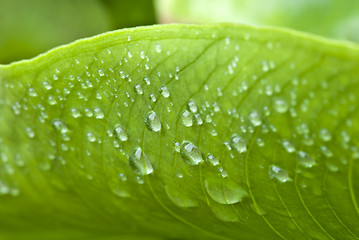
xmin=134 ymin=84 xmax=143 ymax=95
xmin=28 ymin=88 xmax=37 ymax=97
xmin=282 ymin=140 xmax=295 ymax=153
xmin=249 ymin=111 xmax=262 ymax=126
xmin=269 ymin=165 xmax=290 ymax=182
xmin=274 ymin=98 xmax=289 ymax=113
xmin=25 ymin=127 xmax=35 ymax=138
xmin=144 ymin=111 xmax=161 ymax=132
xmin=94 ymin=108 xmax=104 ymax=119
xmin=71 ymin=108 xmax=82 ymax=118
xmin=86 ymin=132 xmax=96 ymax=142
xmin=207 ymin=154 xmax=219 ymax=166
xmin=297 ymin=151 xmax=316 ymax=168
xmin=187 ymin=100 xmax=198 ymax=113
xmin=319 ymin=128 xmax=332 ymax=142
xmin=182 ymin=110 xmax=193 ymax=127
xmin=160 ymin=86 xmax=170 ymax=98
xmin=52 ymin=119 xmax=69 ymax=134
xmin=47 ymin=95 xmax=57 ymax=105
xmin=155 ymin=44 xmax=162 ymax=53
xmin=98 ymin=69 xmax=105 ymax=76
xmin=180 ymin=141 xmax=203 ymax=165
xmin=230 ymin=134 xmax=247 ymax=153
xmin=204 ymin=177 xmax=248 ymax=204
xmin=129 ymin=147 xmax=153 ymax=175
xmin=114 ymin=125 xmax=128 ymax=142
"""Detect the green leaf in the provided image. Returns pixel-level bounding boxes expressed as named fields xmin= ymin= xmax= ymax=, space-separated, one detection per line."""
xmin=0 ymin=24 xmax=359 ymax=240
xmin=155 ymin=0 xmax=359 ymax=42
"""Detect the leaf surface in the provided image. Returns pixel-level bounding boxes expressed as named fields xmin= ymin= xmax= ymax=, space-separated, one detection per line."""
xmin=0 ymin=24 xmax=359 ymax=240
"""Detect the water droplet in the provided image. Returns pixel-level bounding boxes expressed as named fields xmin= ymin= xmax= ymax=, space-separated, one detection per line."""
xmin=274 ymin=98 xmax=289 ymax=113
xmin=149 ymin=93 xmax=156 ymax=102
xmin=98 ymin=69 xmax=105 ymax=76
xmin=207 ymin=154 xmax=219 ymax=166
xmin=94 ymin=108 xmax=104 ymax=119
xmin=249 ymin=111 xmax=262 ymax=126
xmin=187 ymin=100 xmax=198 ymax=113
xmin=194 ymin=113 xmax=203 ymax=125
xmin=28 ymin=88 xmax=37 ymax=97
xmin=47 ymin=95 xmax=57 ymax=105
xmin=282 ymin=140 xmax=295 ymax=153
xmin=114 ymin=125 xmax=128 ymax=142
xmin=180 ymin=141 xmax=203 ymax=165
xmin=297 ymin=151 xmax=316 ymax=168
xmin=160 ymin=86 xmax=170 ymax=98
xmin=84 ymin=108 xmax=93 ymax=117
xmin=134 ymin=84 xmax=143 ymax=95
xmin=71 ymin=108 xmax=82 ymax=118
xmin=25 ymin=127 xmax=35 ymax=138
xmin=230 ymin=135 xmax=247 ymax=153
xmin=129 ymin=147 xmax=153 ymax=175
xmin=319 ymin=128 xmax=332 ymax=142
xmin=182 ymin=110 xmax=193 ymax=127
xmin=321 ymin=146 xmax=333 ymax=158
xmin=155 ymin=44 xmax=162 ymax=53
xmin=144 ymin=111 xmax=161 ymax=132
xmin=205 ymin=177 xmax=248 ymax=204
xmin=86 ymin=132 xmax=96 ymax=142
xmin=52 ymin=119 xmax=69 ymax=134
xmin=269 ymin=165 xmax=290 ymax=182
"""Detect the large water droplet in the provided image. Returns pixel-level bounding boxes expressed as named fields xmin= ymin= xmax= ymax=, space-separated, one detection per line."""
xmin=114 ymin=125 xmax=128 ymax=142
xmin=129 ymin=147 xmax=153 ymax=175
xmin=230 ymin=134 xmax=247 ymax=153
xmin=182 ymin=110 xmax=193 ymax=127
xmin=204 ymin=177 xmax=248 ymax=204
xmin=269 ymin=165 xmax=290 ymax=182
xmin=180 ymin=141 xmax=203 ymax=165
xmin=144 ymin=111 xmax=161 ymax=132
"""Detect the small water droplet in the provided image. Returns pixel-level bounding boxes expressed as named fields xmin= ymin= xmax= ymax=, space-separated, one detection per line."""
xmin=207 ymin=154 xmax=219 ymax=166
xmin=319 ymin=128 xmax=332 ymax=142
xmin=52 ymin=119 xmax=69 ymax=134
xmin=155 ymin=44 xmax=162 ymax=53
xmin=182 ymin=110 xmax=193 ymax=127
xmin=25 ymin=127 xmax=35 ymax=138
xmin=269 ymin=165 xmax=290 ymax=182
xmin=28 ymin=88 xmax=37 ymax=97
xmin=205 ymin=177 xmax=248 ymax=204
xmin=187 ymin=100 xmax=198 ymax=113
xmin=180 ymin=141 xmax=203 ymax=165
xmin=297 ymin=151 xmax=316 ymax=168
xmin=86 ymin=132 xmax=96 ymax=142
xmin=84 ymin=108 xmax=93 ymax=117
xmin=129 ymin=147 xmax=153 ymax=175
xmin=160 ymin=86 xmax=170 ymax=98
xmin=144 ymin=111 xmax=161 ymax=132
xmin=230 ymin=135 xmax=247 ymax=153
xmin=274 ymin=98 xmax=289 ymax=113
xmin=282 ymin=140 xmax=295 ymax=153
xmin=94 ymin=108 xmax=104 ymax=119
xmin=71 ymin=108 xmax=82 ymax=118
xmin=134 ymin=84 xmax=143 ymax=95
xmin=98 ymin=69 xmax=105 ymax=76
xmin=114 ymin=125 xmax=128 ymax=142
xmin=47 ymin=95 xmax=57 ymax=105
xmin=321 ymin=146 xmax=333 ymax=158
xmin=249 ymin=111 xmax=262 ymax=126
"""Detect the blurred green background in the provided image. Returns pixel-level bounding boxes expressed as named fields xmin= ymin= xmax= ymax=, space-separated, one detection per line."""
xmin=1 ymin=0 xmax=358 ymax=64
